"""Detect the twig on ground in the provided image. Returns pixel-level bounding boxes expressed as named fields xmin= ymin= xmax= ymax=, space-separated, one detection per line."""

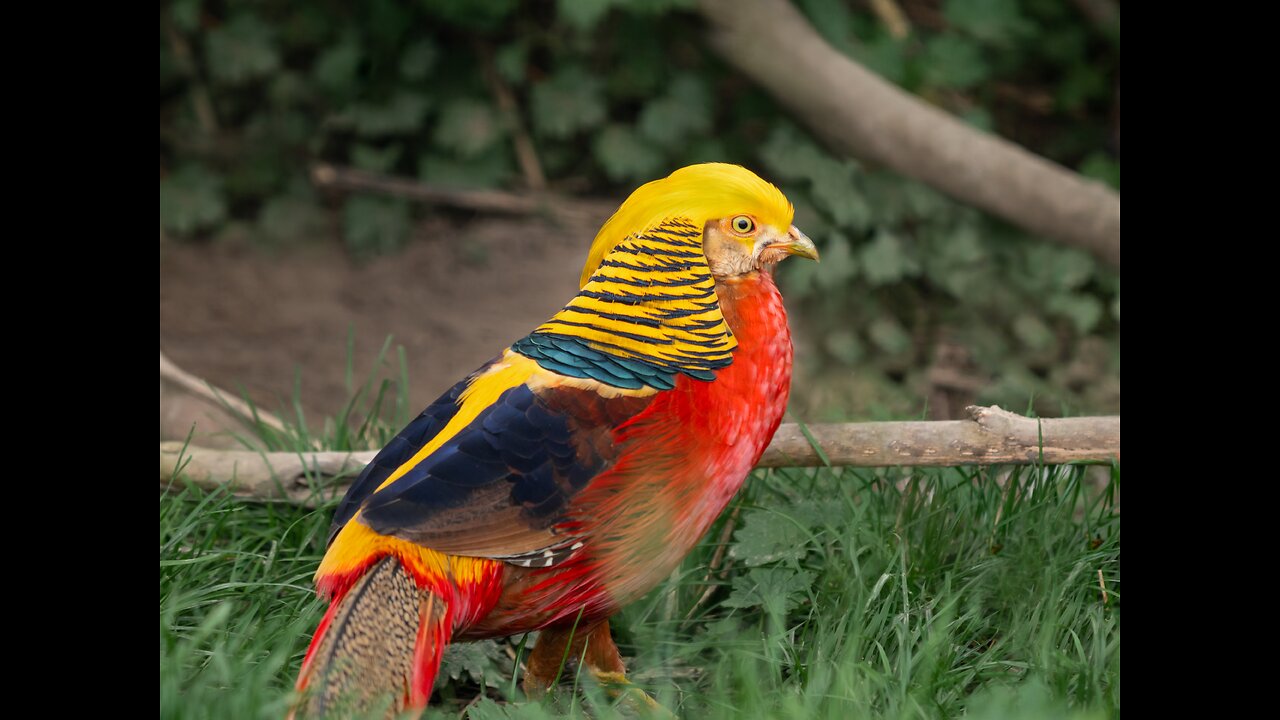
xmin=310 ymin=164 xmax=613 ymax=229
xmin=684 ymin=504 xmax=743 ymax=621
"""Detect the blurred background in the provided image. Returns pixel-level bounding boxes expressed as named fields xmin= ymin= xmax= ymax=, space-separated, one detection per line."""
xmin=159 ymin=0 xmax=1120 ymax=432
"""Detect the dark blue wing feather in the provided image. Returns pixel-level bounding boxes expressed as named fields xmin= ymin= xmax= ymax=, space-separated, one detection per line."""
xmin=342 ymin=378 xmax=652 ymax=559
xmin=326 ymin=362 xmax=490 ymax=547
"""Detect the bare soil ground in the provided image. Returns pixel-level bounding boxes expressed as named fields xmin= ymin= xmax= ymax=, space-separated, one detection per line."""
xmin=160 ymin=213 xmax=607 ymax=428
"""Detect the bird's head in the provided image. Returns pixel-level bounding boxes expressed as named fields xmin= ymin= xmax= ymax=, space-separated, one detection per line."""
xmin=579 ymin=163 xmax=819 ymax=287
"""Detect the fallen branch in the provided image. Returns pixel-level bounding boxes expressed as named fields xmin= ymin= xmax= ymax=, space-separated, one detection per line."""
xmin=160 ymin=407 xmax=1119 ymax=504
xmin=697 ymin=0 xmax=1121 ymax=267
xmin=160 ymin=442 xmax=373 ymax=505
xmin=160 ymin=351 xmax=287 ymax=450
xmin=310 ymin=164 xmax=613 ymax=229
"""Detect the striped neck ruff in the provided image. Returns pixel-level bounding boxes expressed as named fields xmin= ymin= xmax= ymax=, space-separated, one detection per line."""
xmin=512 ymin=218 xmax=735 ymax=391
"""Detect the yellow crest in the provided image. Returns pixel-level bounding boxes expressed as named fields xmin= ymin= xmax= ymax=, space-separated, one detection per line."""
xmin=579 ymin=163 xmax=794 ymax=287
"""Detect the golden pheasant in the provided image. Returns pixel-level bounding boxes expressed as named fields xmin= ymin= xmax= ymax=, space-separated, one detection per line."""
xmin=294 ymin=163 xmax=818 ymax=716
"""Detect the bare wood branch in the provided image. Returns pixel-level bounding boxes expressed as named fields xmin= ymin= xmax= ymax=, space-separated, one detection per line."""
xmin=161 ymin=15 xmax=218 ymax=134
xmin=761 ymin=406 xmax=1119 ymax=467
xmin=160 ymin=442 xmax=373 ymax=506
xmin=160 ymin=407 xmax=1119 ymax=503
xmin=869 ymin=0 xmax=912 ymax=38
xmin=696 ymin=0 xmax=1121 ymax=267
xmin=160 ymin=351 xmax=287 ymax=450
xmin=1070 ymin=0 xmax=1121 ymax=41
xmin=479 ymin=43 xmax=547 ymax=192
xmin=310 ymin=164 xmax=612 ymax=229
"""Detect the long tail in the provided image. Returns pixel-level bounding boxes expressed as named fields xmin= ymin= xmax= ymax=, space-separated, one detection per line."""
xmin=293 ymin=557 xmax=453 ymax=718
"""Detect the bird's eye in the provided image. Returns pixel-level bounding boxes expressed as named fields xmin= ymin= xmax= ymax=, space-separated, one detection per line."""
xmin=731 ymin=216 xmax=755 ymax=234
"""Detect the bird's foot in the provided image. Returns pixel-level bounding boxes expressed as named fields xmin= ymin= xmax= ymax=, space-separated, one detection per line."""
xmin=590 ymin=671 xmax=676 ymax=719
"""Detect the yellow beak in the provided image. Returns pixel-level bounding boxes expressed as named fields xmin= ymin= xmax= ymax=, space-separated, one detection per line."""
xmin=769 ymin=226 xmax=820 ymax=261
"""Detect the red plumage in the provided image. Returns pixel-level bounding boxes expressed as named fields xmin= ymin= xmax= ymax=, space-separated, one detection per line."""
xmin=293 ymin=164 xmax=814 ymax=717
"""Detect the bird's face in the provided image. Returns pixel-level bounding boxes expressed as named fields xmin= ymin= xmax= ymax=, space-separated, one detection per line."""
xmin=580 ymin=163 xmax=820 ymax=287
xmin=703 ymin=214 xmax=820 ymax=279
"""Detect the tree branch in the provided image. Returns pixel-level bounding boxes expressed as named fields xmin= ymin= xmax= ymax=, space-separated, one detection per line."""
xmin=160 ymin=407 xmax=1119 ymax=504
xmin=310 ymin=164 xmax=613 ymax=229
xmin=696 ymin=0 xmax=1120 ymax=267
xmin=160 ymin=351 xmax=287 ymax=450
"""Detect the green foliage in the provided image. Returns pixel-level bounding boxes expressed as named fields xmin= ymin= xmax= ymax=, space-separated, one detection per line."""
xmin=159 ymin=0 xmax=1119 ymax=415
xmin=160 ymin=164 xmax=227 ymax=235
xmin=531 ymin=66 xmax=607 ymax=140
xmin=162 ymin=413 xmax=1120 ymax=719
xmin=343 ymin=195 xmax=411 ymax=258
xmin=205 ymin=14 xmax=280 ymax=86
xmin=761 ymin=119 xmax=1118 ymax=418
xmin=593 ymin=125 xmax=663 ymax=182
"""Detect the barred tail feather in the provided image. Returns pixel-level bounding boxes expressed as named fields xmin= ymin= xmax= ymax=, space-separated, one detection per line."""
xmin=293 ymin=557 xmax=453 ymax=718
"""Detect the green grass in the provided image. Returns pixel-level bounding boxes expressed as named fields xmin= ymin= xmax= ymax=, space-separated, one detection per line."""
xmin=160 ymin=415 xmax=1119 ymax=719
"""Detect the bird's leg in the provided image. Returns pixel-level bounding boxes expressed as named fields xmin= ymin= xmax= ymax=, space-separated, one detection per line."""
xmin=523 ymin=619 xmax=673 ymax=717
xmin=523 ymin=619 xmax=620 ymax=697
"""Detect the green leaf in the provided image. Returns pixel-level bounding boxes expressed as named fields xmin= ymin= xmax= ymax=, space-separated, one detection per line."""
xmin=944 ymin=0 xmax=1031 ymax=45
xmin=856 ymin=34 xmax=908 ymax=86
xmin=343 ymin=195 xmax=411 ymax=259
xmin=684 ymin=137 xmax=730 ymax=165
xmin=924 ymin=35 xmax=988 ymax=89
xmin=924 ymin=224 xmax=991 ymax=297
xmin=531 ymin=66 xmax=606 ymax=139
xmin=638 ymin=75 xmax=712 ymax=149
xmin=160 ymin=165 xmax=227 ymax=236
xmin=558 ymin=0 xmax=619 ymax=32
xmin=466 ymin=697 xmax=558 ymax=720
xmin=1079 ymin=152 xmax=1120 ymax=190
xmin=1046 ymin=293 xmax=1103 ymax=333
xmin=494 ymin=42 xmax=528 ymax=85
xmin=623 ymin=0 xmax=696 ymax=12
xmin=723 ymin=567 xmax=816 ymax=617
xmin=798 ymin=0 xmax=858 ymax=56
xmin=256 ymin=193 xmax=326 ymax=245
xmin=593 ymin=125 xmax=664 ymax=181
xmin=607 ymin=20 xmax=666 ymax=98
xmin=860 ymin=231 xmax=918 ymax=285
xmin=759 ymin=125 xmax=867 ymax=228
xmin=1058 ymin=63 xmax=1107 ymax=111
xmin=419 ymin=145 xmax=513 ymax=189
xmin=812 ymin=231 xmax=857 ymax=290
xmin=312 ymin=39 xmax=362 ymax=99
xmin=205 ymin=14 xmax=279 ymax=85
xmin=809 ymin=163 xmax=868 ymax=229
xmin=267 ymin=72 xmax=310 ymax=109
xmin=420 ymin=0 xmax=519 ymax=31
xmin=824 ymin=329 xmax=864 ymax=364
xmin=433 ymin=99 xmax=503 ymax=158
xmin=223 ymin=152 xmax=285 ymax=202
xmin=1021 ymin=245 xmax=1094 ymax=292
xmin=399 ymin=39 xmax=438 ymax=81
xmin=350 ymin=143 xmax=403 ymax=173
xmin=730 ymin=509 xmax=809 ymax=566
xmin=170 ymin=0 xmax=201 ymax=33
xmin=1012 ymin=313 xmax=1054 ymax=350
xmin=962 ymin=107 xmax=995 ymax=132
xmin=868 ymin=317 xmax=912 ymax=355
xmin=349 ymin=92 xmax=431 ymax=137
xmin=441 ymin=640 xmax=505 ymax=687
